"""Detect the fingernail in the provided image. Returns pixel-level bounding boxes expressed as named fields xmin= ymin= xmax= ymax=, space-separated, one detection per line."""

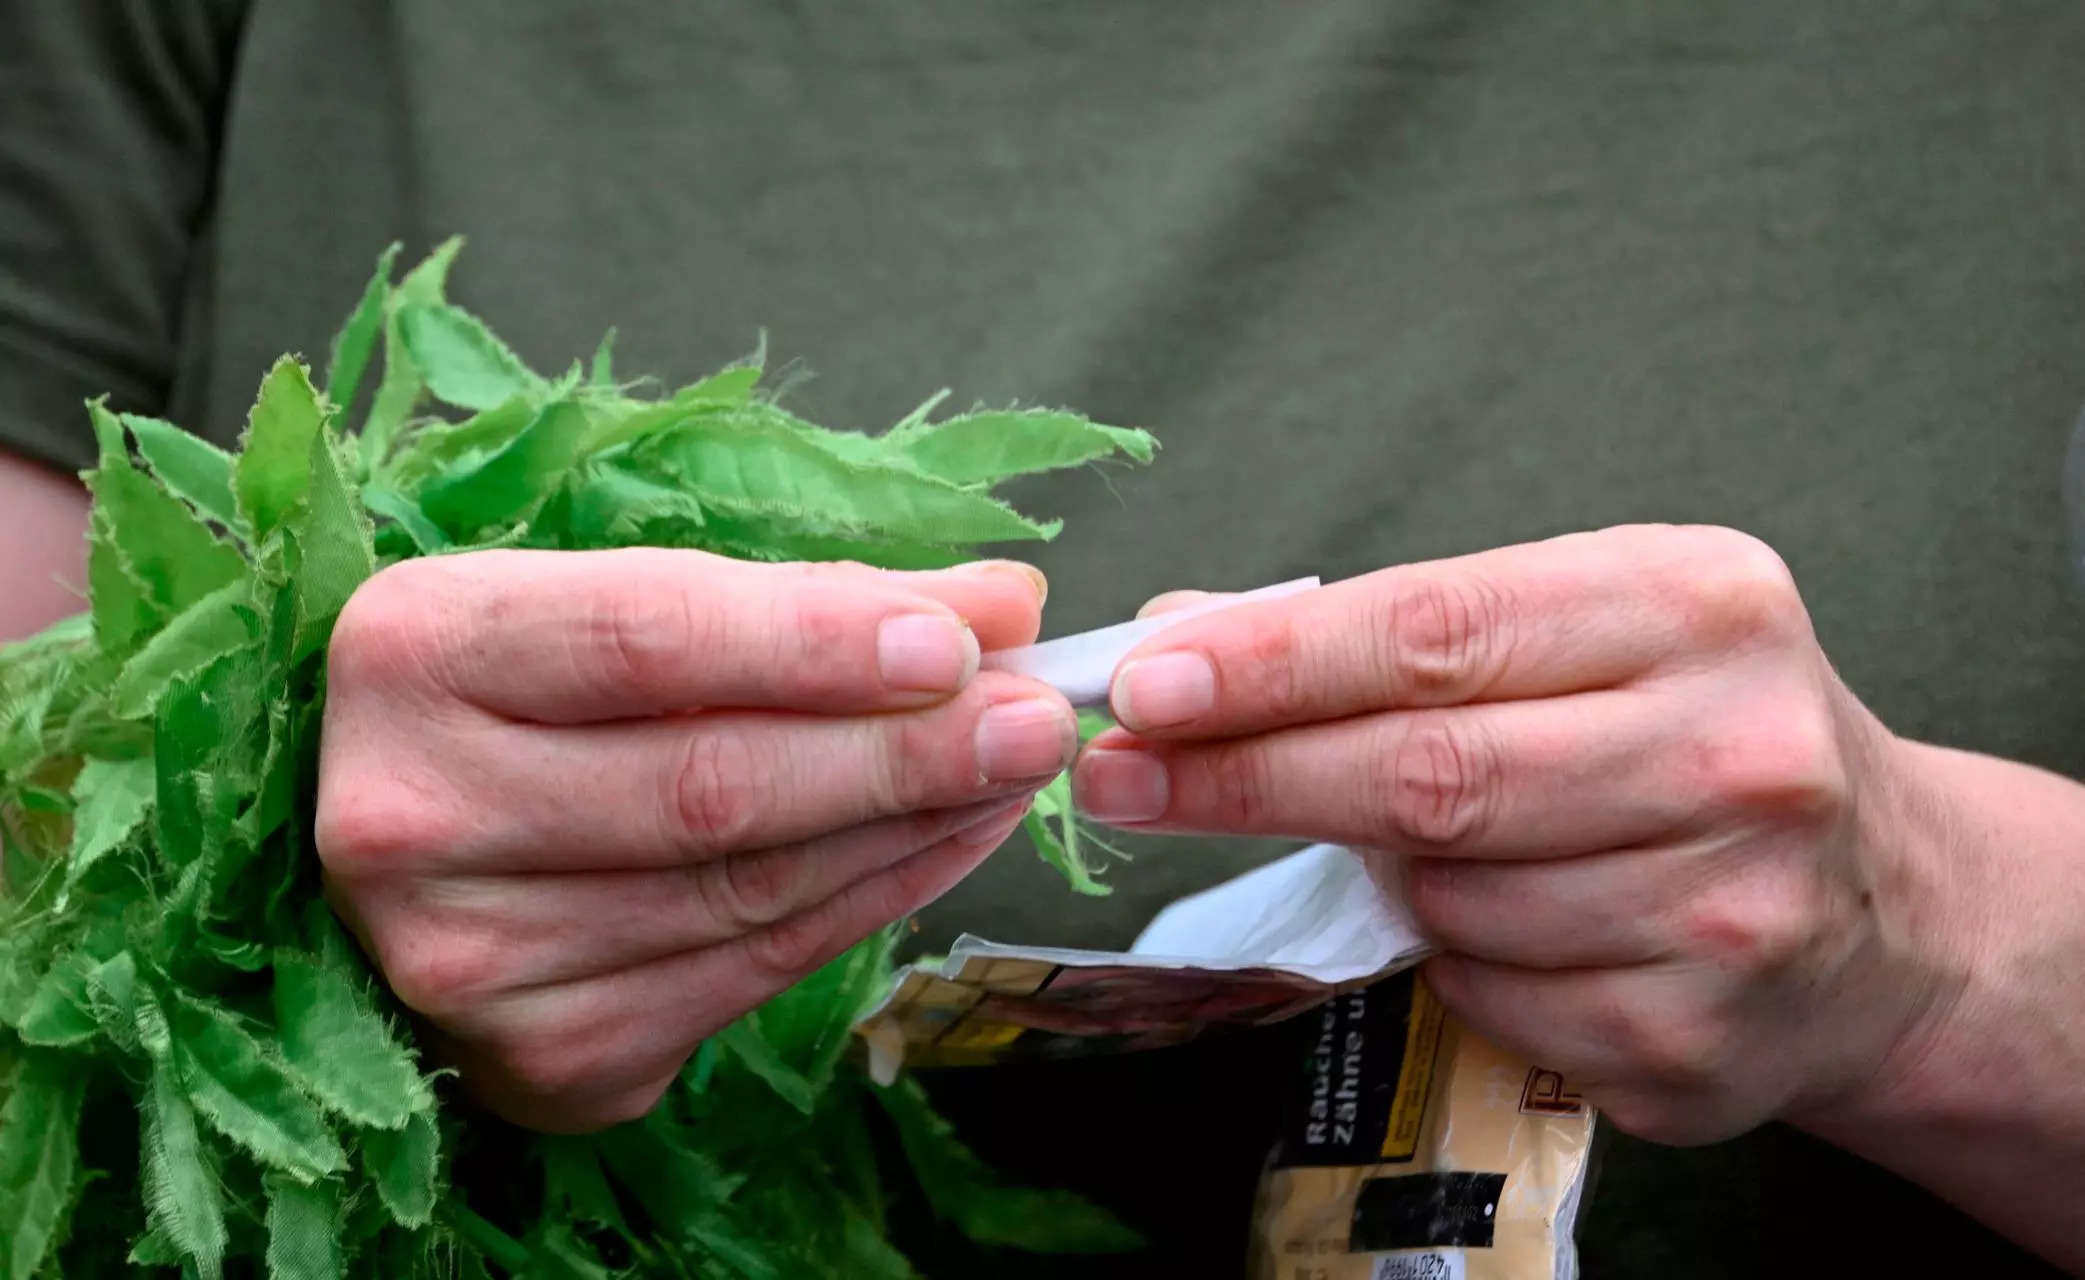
xmin=954 ymin=800 xmax=1032 ymax=849
xmin=878 ymin=614 xmax=980 ymax=692
xmin=956 ymin=559 xmax=1049 ymax=605
xmin=1111 ymin=651 xmax=1215 ymax=731
xmin=975 ymin=698 xmax=1077 ymax=781
xmin=1073 ymin=748 xmax=1169 ymax=824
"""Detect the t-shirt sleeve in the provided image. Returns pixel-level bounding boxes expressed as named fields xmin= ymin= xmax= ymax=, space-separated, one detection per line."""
xmin=0 ymin=0 xmax=247 ymax=472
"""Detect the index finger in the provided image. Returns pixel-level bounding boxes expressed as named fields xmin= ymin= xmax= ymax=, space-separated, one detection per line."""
xmin=332 ymin=547 xmax=1048 ymax=724
xmin=1106 ymin=526 xmax=1767 ymax=739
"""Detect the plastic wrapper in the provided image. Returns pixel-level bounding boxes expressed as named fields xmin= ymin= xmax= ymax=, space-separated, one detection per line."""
xmin=855 ymin=843 xmax=1596 ymax=1278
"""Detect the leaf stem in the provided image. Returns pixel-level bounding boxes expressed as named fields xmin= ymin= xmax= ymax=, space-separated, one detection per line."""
xmin=446 ymin=1204 xmax=533 ymax=1273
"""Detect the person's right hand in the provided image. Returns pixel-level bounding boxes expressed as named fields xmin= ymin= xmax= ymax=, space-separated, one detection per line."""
xmin=313 ymin=548 xmax=1071 ymax=1133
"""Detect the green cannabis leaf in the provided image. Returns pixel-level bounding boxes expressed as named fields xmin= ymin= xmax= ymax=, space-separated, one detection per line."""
xmin=0 ymin=238 xmax=1154 ymax=1278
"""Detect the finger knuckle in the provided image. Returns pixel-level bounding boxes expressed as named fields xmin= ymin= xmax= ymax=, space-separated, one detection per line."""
xmin=1235 ymin=612 xmax=1310 ymax=720
xmin=663 ymin=731 xmax=766 ymax=853
xmin=314 ymin=785 xmax=457 ymax=880
xmin=329 ymin=561 xmax=455 ymax=693
xmin=696 ymin=849 xmax=800 ymax=932
xmin=1676 ymin=879 xmax=1816 ymax=975
xmin=1200 ymin=742 xmax=1280 ymax=831
xmin=1381 ymin=572 xmax=1513 ymax=701
xmin=868 ymin=710 xmax=964 ymax=817
xmin=743 ymin=909 xmax=842 ymax=985
xmin=589 ymin=571 xmax=710 ymax=701
xmin=1373 ymin=713 xmax=1500 ymax=847
xmin=1689 ymin=698 xmax=1846 ymax=824
xmin=380 ymin=929 xmax=505 ymax=1022
xmin=1668 ymin=527 xmax=1809 ymax=648
xmin=1401 ymin=858 xmax=1475 ymax=940
xmin=769 ymin=594 xmax=858 ymax=704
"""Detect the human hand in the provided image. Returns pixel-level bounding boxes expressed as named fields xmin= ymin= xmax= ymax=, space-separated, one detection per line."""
xmin=316 ymin=548 xmax=1073 ymax=1133
xmin=1073 ymin=525 xmax=1961 ymax=1144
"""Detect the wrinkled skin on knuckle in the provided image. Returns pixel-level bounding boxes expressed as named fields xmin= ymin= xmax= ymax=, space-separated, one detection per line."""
xmin=1687 ymin=694 xmax=1849 ymax=829
xmin=696 ymin=847 xmax=806 ymax=933
xmin=584 ymin=574 xmax=709 ymax=702
xmin=1233 ymin=611 xmax=1310 ymax=720
xmin=871 ymin=712 xmax=961 ymax=815
xmin=662 ymin=730 xmax=768 ymax=853
xmin=1373 ymin=713 xmax=1499 ymax=847
xmin=766 ymin=592 xmax=860 ymax=704
xmin=1199 ymin=741 xmax=1281 ymax=831
xmin=329 ymin=560 xmax=458 ymax=695
xmin=1380 ymin=571 xmax=1513 ymax=702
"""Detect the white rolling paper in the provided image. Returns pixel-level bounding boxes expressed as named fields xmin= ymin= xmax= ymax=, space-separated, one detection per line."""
xmin=979 ymin=576 xmax=1322 ymax=705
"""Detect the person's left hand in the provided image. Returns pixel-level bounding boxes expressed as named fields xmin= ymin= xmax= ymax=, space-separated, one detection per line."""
xmin=1072 ymin=524 xmax=1969 ymax=1145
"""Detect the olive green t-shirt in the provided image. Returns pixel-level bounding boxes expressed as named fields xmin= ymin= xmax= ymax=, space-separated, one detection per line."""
xmin=5 ymin=3 xmax=2082 ymax=1275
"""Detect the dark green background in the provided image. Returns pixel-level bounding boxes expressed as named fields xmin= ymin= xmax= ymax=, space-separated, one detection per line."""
xmin=5 ymin=3 xmax=2082 ymax=1274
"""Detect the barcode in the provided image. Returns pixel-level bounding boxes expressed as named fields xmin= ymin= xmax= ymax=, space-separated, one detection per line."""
xmin=1371 ymin=1251 xmax=1464 ymax=1280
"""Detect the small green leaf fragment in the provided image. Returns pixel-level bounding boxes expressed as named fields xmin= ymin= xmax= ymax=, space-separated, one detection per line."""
xmin=263 ymin=1169 xmax=345 ymax=1280
xmin=326 ymin=242 xmax=401 ymax=419
xmin=19 ymin=963 xmax=97 ymax=1048
xmin=126 ymin=1226 xmax=181 ymax=1267
xmin=152 ymin=648 xmax=264 ymax=871
xmin=142 ymin=1059 xmax=227 ymax=1280
xmin=578 ymin=366 xmax=763 ymax=455
xmin=360 ymin=486 xmax=450 ymax=553
xmin=715 ymin=1019 xmax=818 ymax=1116
xmin=1023 ymin=791 xmax=1111 ymax=897
xmin=83 ymin=950 xmax=147 ymax=1058
xmin=397 ymin=300 xmax=544 ymax=412
xmin=274 ymin=952 xmax=431 ymax=1130
xmin=361 ymin=237 xmax=464 ymax=467
xmin=59 ymin=754 xmax=156 ymax=900
xmin=0 ymin=1052 xmax=87 ymax=1280
xmin=289 ymin=435 xmax=376 ymax=664
xmin=419 ymin=398 xmax=591 ymax=538
xmin=236 ymin=357 xmax=329 ymax=541
xmin=170 ymin=993 xmax=347 ymax=1182
xmin=14 ymin=785 xmax=70 ymax=814
xmin=109 ymin=580 xmax=255 ymax=720
xmin=85 ymin=506 xmax=160 ymax=660
xmin=126 ymin=414 xmax=241 ymax=528
xmin=85 ymin=404 xmax=246 ymax=617
xmin=892 ymin=410 xmax=1156 ymax=486
xmin=647 ymin=413 xmax=1059 ymax=545
xmin=359 ymin=1111 xmax=439 ymax=1229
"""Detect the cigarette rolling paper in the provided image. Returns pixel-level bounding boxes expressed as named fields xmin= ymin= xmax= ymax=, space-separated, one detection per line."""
xmin=980 ymin=576 xmax=1322 ymax=706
